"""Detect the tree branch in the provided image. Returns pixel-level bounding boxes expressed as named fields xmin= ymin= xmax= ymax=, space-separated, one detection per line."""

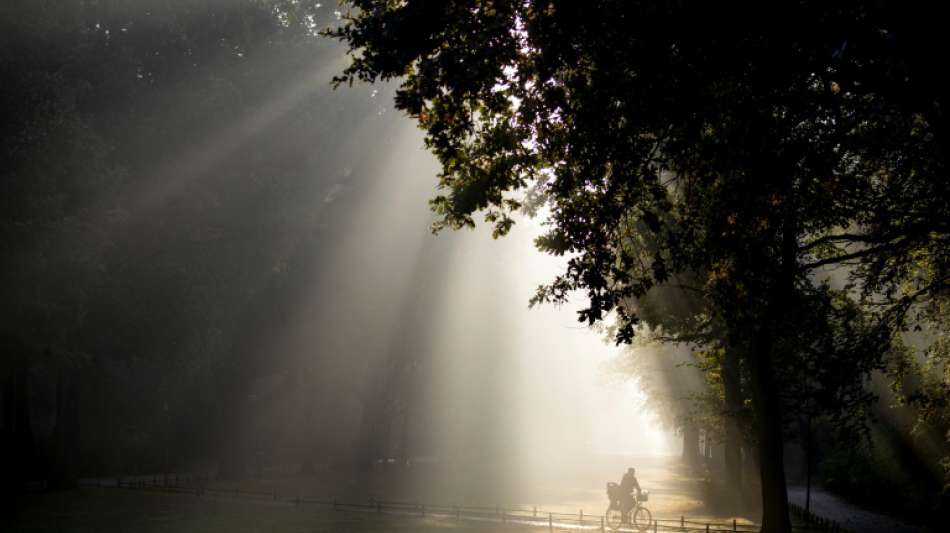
xmin=801 ymin=239 xmax=908 ymax=270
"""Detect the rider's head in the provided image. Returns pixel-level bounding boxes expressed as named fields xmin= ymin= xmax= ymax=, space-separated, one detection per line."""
xmin=627 ymin=467 xmax=636 ymax=475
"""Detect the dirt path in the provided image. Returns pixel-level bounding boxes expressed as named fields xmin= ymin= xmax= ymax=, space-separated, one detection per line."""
xmin=786 ymin=486 xmax=932 ymax=533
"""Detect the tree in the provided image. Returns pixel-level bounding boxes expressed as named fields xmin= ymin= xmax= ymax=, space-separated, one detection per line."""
xmin=329 ymin=2 xmax=948 ymax=531
xmin=633 ymin=279 xmax=750 ymax=488
xmin=1 ymin=0 xmax=364 ymax=487
xmin=606 ymin=336 xmax=711 ymax=468
xmin=1 ymin=2 xmax=125 ymax=491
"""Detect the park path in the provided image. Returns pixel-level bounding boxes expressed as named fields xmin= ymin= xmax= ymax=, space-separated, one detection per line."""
xmin=786 ymin=486 xmax=931 ymax=533
xmin=81 ymin=466 xmax=937 ymax=532
xmin=82 ymin=454 xmax=759 ymax=532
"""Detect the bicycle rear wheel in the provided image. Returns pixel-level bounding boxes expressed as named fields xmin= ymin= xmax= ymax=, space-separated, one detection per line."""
xmin=605 ymin=506 xmax=623 ymax=530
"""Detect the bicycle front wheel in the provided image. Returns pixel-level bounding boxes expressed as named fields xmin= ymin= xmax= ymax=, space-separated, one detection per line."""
xmin=605 ymin=506 xmax=624 ymax=531
xmin=632 ymin=506 xmax=652 ymax=532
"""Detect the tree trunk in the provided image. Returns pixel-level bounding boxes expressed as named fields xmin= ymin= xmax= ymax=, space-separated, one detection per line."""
xmin=747 ymin=316 xmax=791 ymax=533
xmin=216 ymin=367 xmax=249 ymax=480
xmin=3 ymin=355 xmax=35 ymax=513
xmin=218 ymin=451 xmax=246 ymax=480
xmin=297 ymin=369 xmax=317 ymax=475
xmin=397 ymin=406 xmax=411 ymax=467
xmin=5 ymin=356 xmax=35 ymax=489
xmin=298 ymin=398 xmax=317 ymax=474
xmin=354 ymin=365 xmax=393 ymax=471
xmin=50 ymin=367 xmax=81 ymax=490
xmin=749 ymin=174 xmax=800 ymax=533
xmin=804 ymin=416 xmax=812 ymax=513
xmin=682 ymin=420 xmax=699 ymax=465
xmin=722 ymin=346 xmax=743 ymax=488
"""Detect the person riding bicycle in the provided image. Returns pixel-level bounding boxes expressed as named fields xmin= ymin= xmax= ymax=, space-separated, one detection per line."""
xmin=619 ymin=467 xmax=641 ymax=514
xmin=606 ymin=467 xmax=650 ymax=531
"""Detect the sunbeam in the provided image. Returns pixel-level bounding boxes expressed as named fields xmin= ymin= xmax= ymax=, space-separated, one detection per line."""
xmin=6 ymin=3 xmax=948 ymax=533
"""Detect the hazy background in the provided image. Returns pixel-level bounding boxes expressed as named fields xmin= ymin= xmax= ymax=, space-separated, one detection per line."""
xmin=1 ymin=0 xmax=681 ymax=511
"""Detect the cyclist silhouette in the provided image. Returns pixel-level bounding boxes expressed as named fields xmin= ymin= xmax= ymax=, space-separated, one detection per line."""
xmin=606 ymin=466 xmax=650 ymax=531
xmin=619 ymin=467 xmax=641 ymax=513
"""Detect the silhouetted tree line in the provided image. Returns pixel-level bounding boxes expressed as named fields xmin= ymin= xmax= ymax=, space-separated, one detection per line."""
xmin=0 ymin=0 xmax=400 ymax=498
xmin=329 ymin=1 xmax=950 ymax=531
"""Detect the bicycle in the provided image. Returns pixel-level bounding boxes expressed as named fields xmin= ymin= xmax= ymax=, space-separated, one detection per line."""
xmin=605 ymin=482 xmax=652 ymax=531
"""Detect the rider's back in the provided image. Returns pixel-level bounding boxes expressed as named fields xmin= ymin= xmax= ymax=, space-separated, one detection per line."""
xmin=620 ymin=472 xmax=637 ymax=493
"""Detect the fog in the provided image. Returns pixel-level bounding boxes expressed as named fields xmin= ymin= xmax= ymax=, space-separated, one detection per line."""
xmin=241 ymin=90 xmax=681 ymax=503
xmin=17 ymin=4 xmax=946 ymax=532
xmin=1 ymin=2 xmax=683 ymax=513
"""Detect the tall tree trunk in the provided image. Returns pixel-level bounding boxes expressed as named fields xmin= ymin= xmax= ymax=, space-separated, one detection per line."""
xmin=6 ymin=356 xmax=35 ymax=488
xmin=682 ymin=419 xmax=699 ymax=465
xmin=722 ymin=346 xmax=743 ymax=488
xmin=748 ymin=189 xmax=798 ymax=533
xmin=354 ymin=361 xmax=395 ymax=471
xmin=804 ymin=416 xmax=812 ymax=513
xmin=3 ymin=355 xmax=35 ymax=513
xmin=162 ymin=399 xmax=171 ymax=486
xmin=216 ymin=366 xmax=249 ymax=480
xmin=746 ymin=323 xmax=791 ymax=533
xmin=50 ymin=366 xmax=81 ymax=490
xmin=299 ymin=389 xmax=317 ymax=475
xmin=397 ymin=405 xmax=411 ymax=467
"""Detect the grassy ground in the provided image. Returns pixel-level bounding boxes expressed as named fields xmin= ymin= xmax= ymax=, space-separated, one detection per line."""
xmin=9 ymin=488 xmax=537 ymax=533
xmin=9 ymin=455 xmax=765 ymax=533
xmin=17 ymin=486 xmax=859 ymax=532
xmin=80 ymin=455 xmax=760 ymax=522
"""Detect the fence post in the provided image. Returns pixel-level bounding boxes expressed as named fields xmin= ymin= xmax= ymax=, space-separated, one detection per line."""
xmin=534 ymin=506 xmax=538 ymax=518
xmin=706 ymin=524 xmax=710 ymax=533
xmin=681 ymin=515 xmax=685 ymax=529
xmin=549 ymin=512 xmax=553 ymax=532
xmin=601 ymin=516 xmax=605 ymax=532
xmin=580 ymin=509 xmax=584 ymax=523
xmin=654 ymin=519 xmax=658 ymax=532
xmin=734 ymin=518 xmax=737 ymax=531
xmin=421 ymin=504 xmax=426 ymax=517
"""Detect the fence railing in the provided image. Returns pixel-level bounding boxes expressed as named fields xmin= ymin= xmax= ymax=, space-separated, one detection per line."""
xmin=789 ymin=503 xmax=843 ymax=532
xmin=78 ymin=475 xmax=844 ymax=533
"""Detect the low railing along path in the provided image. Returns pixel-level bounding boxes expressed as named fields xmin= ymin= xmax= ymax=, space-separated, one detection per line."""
xmin=78 ymin=475 xmax=842 ymax=533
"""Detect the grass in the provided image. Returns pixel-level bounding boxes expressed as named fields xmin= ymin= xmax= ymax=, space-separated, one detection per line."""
xmin=9 ymin=487 xmax=536 ymax=533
